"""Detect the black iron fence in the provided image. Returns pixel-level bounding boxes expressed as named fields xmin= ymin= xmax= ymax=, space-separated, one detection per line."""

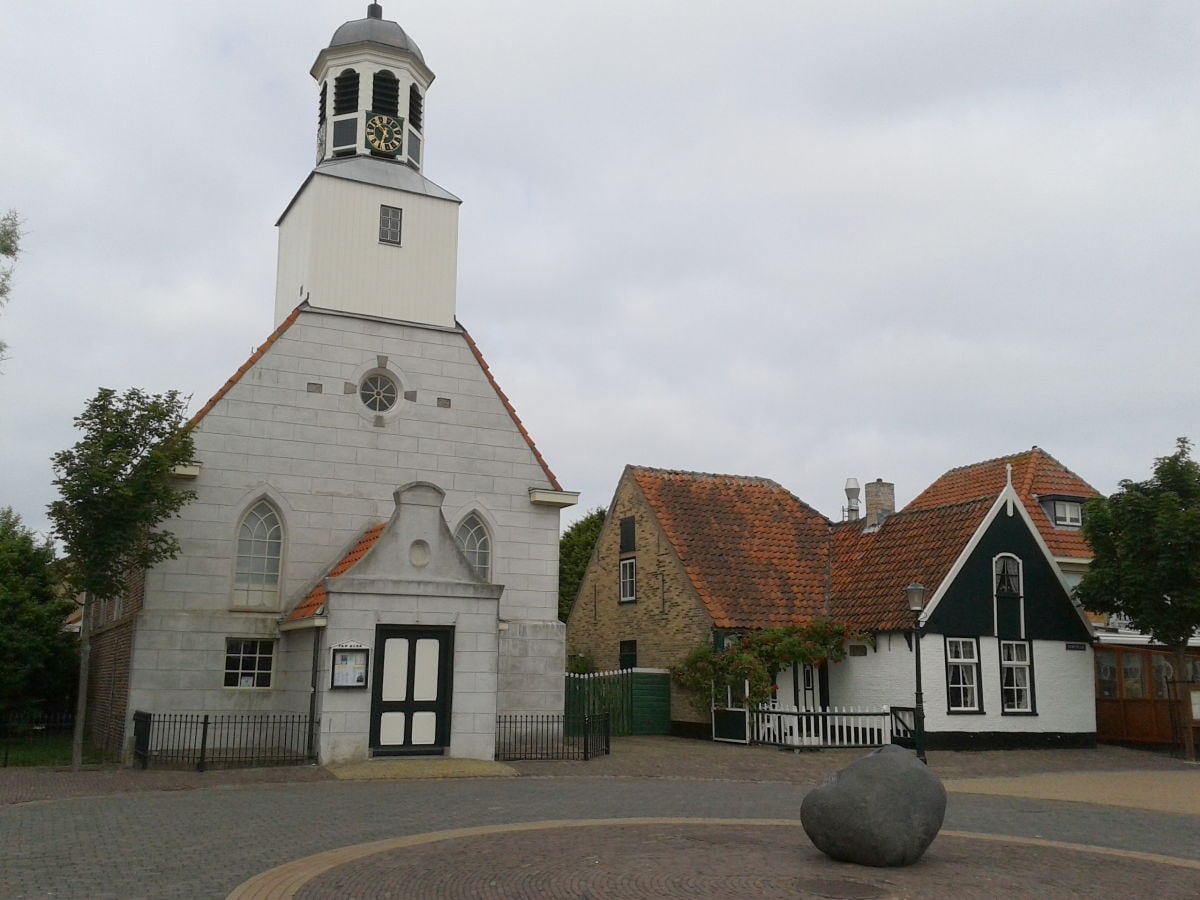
xmin=495 ymin=713 xmax=611 ymax=761
xmin=132 ymin=711 xmax=315 ymax=771
xmin=1 ymin=713 xmax=75 ymax=767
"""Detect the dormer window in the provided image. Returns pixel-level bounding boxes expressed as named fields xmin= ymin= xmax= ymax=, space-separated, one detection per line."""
xmin=1053 ymin=500 xmax=1082 ymax=527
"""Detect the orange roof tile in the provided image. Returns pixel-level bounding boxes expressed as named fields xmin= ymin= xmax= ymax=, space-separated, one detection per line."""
xmin=460 ymin=327 xmax=562 ymax=492
xmin=831 ymin=500 xmax=992 ymax=632
xmin=284 ymin=522 xmax=386 ymax=622
xmin=905 ymin=447 xmax=1098 ymax=560
xmin=189 ymin=306 xmax=303 ymax=428
xmin=629 ymin=467 xmax=831 ymax=629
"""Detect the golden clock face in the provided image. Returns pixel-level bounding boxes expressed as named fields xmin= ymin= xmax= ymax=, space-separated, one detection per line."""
xmin=366 ymin=114 xmax=403 ymax=154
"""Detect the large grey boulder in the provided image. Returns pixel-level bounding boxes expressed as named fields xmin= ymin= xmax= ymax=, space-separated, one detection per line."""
xmin=800 ymin=744 xmax=946 ymax=867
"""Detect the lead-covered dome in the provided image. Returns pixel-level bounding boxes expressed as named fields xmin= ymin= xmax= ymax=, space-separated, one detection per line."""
xmin=329 ymin=3 xmax=425 ymax=64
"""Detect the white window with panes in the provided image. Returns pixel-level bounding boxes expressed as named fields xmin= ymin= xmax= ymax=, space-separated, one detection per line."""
xmin=1053 ymin=500 xmax=1082 ymax=526
xmin=946 ymin=637 xmax=981 ymax=712
xmin=619 ymin=558 xmax=637 ymax=603
xmin=1000 ymin=641 xmax=1034 ymax=713
xmin=454 ymin=514 xmax=491 ymax=582
xmin=233 ymin=501 xmax=283 ymax=609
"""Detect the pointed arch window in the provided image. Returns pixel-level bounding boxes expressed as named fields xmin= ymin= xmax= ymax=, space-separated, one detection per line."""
xmin=455 ymin=514 xmax=491 ymax=581
xmin=234 ymin=501 xmax=283 ymax=609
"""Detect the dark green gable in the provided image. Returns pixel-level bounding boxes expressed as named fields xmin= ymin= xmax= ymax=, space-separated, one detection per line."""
xmin=923 ymin=504 xmax=1091 ymax=642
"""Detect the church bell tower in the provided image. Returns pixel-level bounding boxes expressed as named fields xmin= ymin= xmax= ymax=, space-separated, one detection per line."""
xmin=274 ymin=3 xmax=461 ymax=328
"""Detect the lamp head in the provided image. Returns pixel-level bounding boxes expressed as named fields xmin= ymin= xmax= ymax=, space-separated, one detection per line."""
xmin=904 ymin=583 xmax=927 ymax=613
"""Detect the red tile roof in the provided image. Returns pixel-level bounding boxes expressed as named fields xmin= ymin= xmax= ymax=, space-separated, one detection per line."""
xmin=830 ymin=499 xmax=992 ymax=632
xmin=905 ymin=447 xmax=1098 ymax=560
xmin=628 ymin=467 xmax=831 ymax=629
xmin=460 ymin=327 xmax=563 ymax=492
xmin=189 ymin=306 xmax=302 ymax=428
xmin=284 ymin=522 xmax=386 ymax=622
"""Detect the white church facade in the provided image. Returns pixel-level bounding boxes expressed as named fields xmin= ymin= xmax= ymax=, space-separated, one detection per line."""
xmin=87 ymin=4 xmax=575 ymax=764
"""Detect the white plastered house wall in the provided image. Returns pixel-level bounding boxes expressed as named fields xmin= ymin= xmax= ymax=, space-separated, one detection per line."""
xmin=824 ymin=482 xmax=1096 ymax=740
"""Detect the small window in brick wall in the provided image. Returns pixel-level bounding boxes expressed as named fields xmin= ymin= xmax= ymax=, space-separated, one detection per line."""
xmin=619 ymin=640 xmax=638 ymax=670
xmin=619 ymin=516 xmax=636 ymax=553
xmin=618 ymin=516 xmax=637 ymax=603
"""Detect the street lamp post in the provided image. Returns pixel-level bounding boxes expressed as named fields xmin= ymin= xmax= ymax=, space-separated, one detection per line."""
xmin=905 ymin=583 xmax=928 ymax=764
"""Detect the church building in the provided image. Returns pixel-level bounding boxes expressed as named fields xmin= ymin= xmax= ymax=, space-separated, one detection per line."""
xmin=86 ymin=4 xmax=576 ymax=763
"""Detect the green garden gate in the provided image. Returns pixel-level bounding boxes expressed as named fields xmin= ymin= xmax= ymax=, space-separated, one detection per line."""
xmin=565 ymin=668 xmax=670 ymax=736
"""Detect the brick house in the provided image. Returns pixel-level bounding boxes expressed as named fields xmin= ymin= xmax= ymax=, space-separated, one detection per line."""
xmin=566 ymin=466 xmax=831 ymax=735
xmin=82 ymin=4 xmax=577 ymax=764
xmin=567 ymin=453 xmax=1100 ymax=747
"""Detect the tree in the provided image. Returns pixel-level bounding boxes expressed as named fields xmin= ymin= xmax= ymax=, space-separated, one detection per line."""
xmin=671 ymin=621 xmax=865 ymax=714
xmin=0 ymin=508 xmax=77 ymax=719
xmin=558 ymin=507 xmax=605 ymax=621
xmin=1075 ymin=437 xmax=1200 ymax=761
xmin=48 ymin=387 xmax=197 ymax=767
xmin=0 ymin=209 xmax=21 ymax=360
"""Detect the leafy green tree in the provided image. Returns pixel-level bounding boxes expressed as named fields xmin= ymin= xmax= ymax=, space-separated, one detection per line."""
xmin=1076 ymin=437 xmax=1200 ymax=761
xmin=49 ymin=387 xmax=197 ymax=767
xmin=0 ymin=508 xmax=76 ymax=719
xmin=672 ymin=621 xmax=865 ymax=714
xmin=558 ymin=507 xmax=605 ymax=621
xmin=0 ymin=209 xmax=21 ymax=360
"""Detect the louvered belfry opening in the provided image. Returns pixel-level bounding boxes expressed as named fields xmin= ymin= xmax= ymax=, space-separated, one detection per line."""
xmin=409 ymin=83 xmax=423 ymax=132
xmin=334 ymin=69 xmax=360 ymax=115
xmin=373 ymin=70 xmax=400 ymax=117
xmin=318 ymin=81 xmax=327 ymax=125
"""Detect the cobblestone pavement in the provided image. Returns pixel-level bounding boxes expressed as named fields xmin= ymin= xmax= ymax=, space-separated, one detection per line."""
xmin=1 ymin=739 xmax=1196 ymax=899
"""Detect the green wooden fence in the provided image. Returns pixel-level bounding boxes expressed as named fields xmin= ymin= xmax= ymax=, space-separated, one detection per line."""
xmin=565 ymin=668 xmax=671 ymax=736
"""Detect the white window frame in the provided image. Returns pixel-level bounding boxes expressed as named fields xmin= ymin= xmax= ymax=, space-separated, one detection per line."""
xmin=946 ymin=637 xmax=982 ymax=712
xmin=233 ymin=501 xmax=283 ymax=610
xmin=994 ymin=554 xmax=1022 ymax=596
xmin=224 ymin=638 xmax=275 ymax=689
xmin=455 ymin=514 xmax=491 ymax=581
xmin=1053 ymin=500 xmax=1082 ymax=527
xmin=999 ymin=640 xmax=1034 ymax=713
xmin=619 ymin=557 xmax=637 ymax=603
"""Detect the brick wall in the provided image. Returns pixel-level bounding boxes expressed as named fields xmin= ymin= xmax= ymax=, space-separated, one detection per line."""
xmin=84 ymin=568 xmax=143 ymax=758
xmin=566 ymin=475 xmax=714 ymax=724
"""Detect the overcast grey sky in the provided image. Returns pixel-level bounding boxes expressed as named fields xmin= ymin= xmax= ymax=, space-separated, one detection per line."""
xmin=2 ymin=1 xmax=1198 ymax=538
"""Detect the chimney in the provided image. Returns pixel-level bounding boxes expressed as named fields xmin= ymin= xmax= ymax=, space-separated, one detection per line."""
xmin=844 ymin=478 xmax=860 ymax=521
xmin=864 ymin=478 xmax=895 ymax=527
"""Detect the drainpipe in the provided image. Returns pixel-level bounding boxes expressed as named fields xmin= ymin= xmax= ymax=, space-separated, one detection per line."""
xmin=308 ymin=627 xmax=321 ymax=761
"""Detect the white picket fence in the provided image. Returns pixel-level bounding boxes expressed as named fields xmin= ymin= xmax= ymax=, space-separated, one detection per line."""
xmin=749 ymin=703 xmax=891 ymax=749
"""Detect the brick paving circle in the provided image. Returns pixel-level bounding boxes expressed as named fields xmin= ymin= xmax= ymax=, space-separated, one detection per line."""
xmin=292 ymin=821 xmax=1200 ymax=899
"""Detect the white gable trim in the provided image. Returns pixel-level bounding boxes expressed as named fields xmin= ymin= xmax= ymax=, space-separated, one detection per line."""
xmin=918 ymin=483 xmax=1095 ymax=637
